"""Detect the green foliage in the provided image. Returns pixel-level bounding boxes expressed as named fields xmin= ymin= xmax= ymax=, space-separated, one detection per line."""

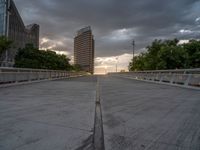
xmin=0 ymin=36 xmax=12 ymax=58
xmin=183 ymin=40 xmax=200 ymax=68
xmin=129 ymin=39 xmax=200 ymax=71
xmin=72 ymin=64 xmax=82 ymax=72
xmin=14 ymin=44 xmax=72 ymax=70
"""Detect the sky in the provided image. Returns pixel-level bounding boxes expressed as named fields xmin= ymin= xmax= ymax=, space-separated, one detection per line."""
xmin=14 ymin=0 xmax=200 ymax=73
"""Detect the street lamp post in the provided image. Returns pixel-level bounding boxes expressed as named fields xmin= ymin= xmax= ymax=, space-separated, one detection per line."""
xmin=131 ymin=40 xmax=135 ymax=71
xmin=116 ymin=57 xmax=118 ymax=72
xmin=132 ymin=40 xmax=135 ymax=60
xmin=104 ymin=66 xmax=107 ymax=74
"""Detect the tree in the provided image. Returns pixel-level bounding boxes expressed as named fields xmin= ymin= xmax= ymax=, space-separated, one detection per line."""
xmin=0 ymin=36 xmax=12 ymax=58
xmin=129 ymin=53 xmax=146 ymax=71
xmin=157 ymin=45 xmax=189 ymax=69
xmin=14 ymin=44 xmax=72 ymax=70
xmin=129 ymin=39 xmax=199 ymax=71
xmin=183 ymin=40 xmax=200 ymax=68
xmin=73 ymin=64 xmax=82 ymax=72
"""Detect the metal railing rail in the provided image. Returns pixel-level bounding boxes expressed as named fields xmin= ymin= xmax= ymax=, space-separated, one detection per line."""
xmin=0 ymin=67 xmax=87 ymax=86
xmin=110 ymin=69 xmax=200 ymax=89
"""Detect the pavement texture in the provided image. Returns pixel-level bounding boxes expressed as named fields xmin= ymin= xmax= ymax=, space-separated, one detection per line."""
xmin=0 ymin=75 xmax=200 ymax=150
xmin=100 ymin=76 xmax=200 ymax=150
xmin=0 ymin=76 xmax=97 ymax=150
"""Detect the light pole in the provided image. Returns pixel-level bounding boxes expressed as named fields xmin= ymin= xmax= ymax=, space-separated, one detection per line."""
xmin=104 ymin=65 xmax=108 ymax=74
xmin=131 ymin=40 xmax=135 ymax=71
xmin=132 ymin=40 xmax=135 ymax=60
xmin=116 ymin=57 xmax=118 ymax=72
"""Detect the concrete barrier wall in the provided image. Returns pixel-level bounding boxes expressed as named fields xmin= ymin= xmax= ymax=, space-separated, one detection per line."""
xmin=0 ymin=67 xmax=87 ymax=85
xmin=109 ymin=69 xmax=200 ymax=89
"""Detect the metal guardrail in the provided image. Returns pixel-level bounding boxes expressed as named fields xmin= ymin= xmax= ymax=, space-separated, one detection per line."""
xmin=110 ymin=69 xmax=200 ymax=89
xmin=0 ymin=67 xmax=87 ymax=86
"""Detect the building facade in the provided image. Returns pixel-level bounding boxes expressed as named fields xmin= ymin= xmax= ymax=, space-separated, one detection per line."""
xmin=74 ymin=26 xmax=94 ymax=74
xmin=0 ymin=0 xmax=39 ymax=67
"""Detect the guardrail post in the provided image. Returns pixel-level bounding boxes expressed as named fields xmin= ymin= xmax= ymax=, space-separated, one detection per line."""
xmin=37 ymin=71 xmax=40 ymax=81
xmin=15 ymin=72 xmax=18 ymax=83
xmin=29 ymin=70 xmax=32 ymax=82
xmin=49 ymin=71 xmax=52 ymax=79
xmin=184 ymin=74 xmax=192 ymax=86
xmin=159 ymin=73 xmax=163 ymax=83
xmin=170 ymin=74 xmax=175 ymax=84
xmin=15 ymin=69 xmax=20 ymax=83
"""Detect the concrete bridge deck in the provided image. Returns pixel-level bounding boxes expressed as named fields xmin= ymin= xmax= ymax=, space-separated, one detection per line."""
xmin=0 ymin=76 xmax=200 ymax=150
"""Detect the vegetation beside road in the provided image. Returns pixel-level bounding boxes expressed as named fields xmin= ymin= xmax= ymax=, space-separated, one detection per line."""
xmin=14 ymin=44 xmax=73 ymax=70
xmin=129 ymin=39 xmax=200 ymax=71
xmin=0 ymin=36 xmax=82 ymax=71
xmin=0 ymin=36 xmax=12 ymax=59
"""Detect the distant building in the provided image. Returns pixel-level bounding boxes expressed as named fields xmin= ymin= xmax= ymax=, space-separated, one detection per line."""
xmin=74 ymin=26 xmax=94 ymax=74
xmin=0 ymin=0 xmax=39 ymax=67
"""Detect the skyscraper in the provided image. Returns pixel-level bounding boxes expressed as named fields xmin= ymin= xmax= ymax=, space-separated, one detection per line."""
xmin=0 ymin=0 xmax=39 ymax=67
xmin=74 ymin=26 xmax=94 ymax=74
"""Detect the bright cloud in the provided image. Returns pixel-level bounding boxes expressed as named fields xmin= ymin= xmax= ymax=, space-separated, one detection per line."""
xmin=39 ymin=37 xmax=72 ymax=56
xmin=176 ymin=27 xmax=200 ymax=39
xmin=102 ymin=28 xmax=137 ymax=41
xmin=178 ymin=40 xmax=189 ymax=44
xmin=95 ymin=53 xmax=133 ymax=74
xmin=195 ymin=17 xmax=200 ymax=22
xmin=179 ymin=29 xmax=192 ymax=34
xmin=40 ymin=37 xmax=49 ymax=45
xmin=54 ymin=50 xmax=70 ymax=56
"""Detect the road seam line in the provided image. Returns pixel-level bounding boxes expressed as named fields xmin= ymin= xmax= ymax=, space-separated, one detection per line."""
xmin=93 ymin=77 xmax=105 ymax=150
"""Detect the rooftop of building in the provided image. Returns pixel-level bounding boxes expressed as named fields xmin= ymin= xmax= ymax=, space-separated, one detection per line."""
xmin=77 ymin=26 xmax=92 ymax=36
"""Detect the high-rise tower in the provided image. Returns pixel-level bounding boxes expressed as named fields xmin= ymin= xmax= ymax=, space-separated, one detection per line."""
xmin=74 ymin=26 xmax=94 ymax=74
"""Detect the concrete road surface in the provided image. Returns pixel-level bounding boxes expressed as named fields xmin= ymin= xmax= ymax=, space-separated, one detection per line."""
xmin=0 ymin=76 xmax=96 ymax=150
xmin=100 ymin=76 xmax=200 ymax=150
xmin=0 ymin=75 xmax=200 ymax=150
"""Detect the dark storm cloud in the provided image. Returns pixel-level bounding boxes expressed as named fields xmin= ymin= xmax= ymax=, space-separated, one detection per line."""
xmin=15 ymin=0 xmax=200 ymax=57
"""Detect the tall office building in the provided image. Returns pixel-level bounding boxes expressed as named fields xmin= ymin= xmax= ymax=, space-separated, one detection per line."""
xmin=74 ymin=26 xmax=94 ymax=74
xmin=0 ymin=0 xmax=39 ymax=67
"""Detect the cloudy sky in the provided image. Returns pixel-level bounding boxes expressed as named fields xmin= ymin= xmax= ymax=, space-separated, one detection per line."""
xmin=15 ymin=0 xmax=200 ymax=73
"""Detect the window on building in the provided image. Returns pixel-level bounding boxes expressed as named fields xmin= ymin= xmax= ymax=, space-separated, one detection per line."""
xmin=0 ymin=0 xmax=6 ymax=35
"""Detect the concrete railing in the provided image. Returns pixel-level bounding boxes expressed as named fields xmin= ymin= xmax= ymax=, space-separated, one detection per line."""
xmin=0 ymin=67 xmax=87 ymax=86
xmin=110 ymin=69 xmax=200 ymax=89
